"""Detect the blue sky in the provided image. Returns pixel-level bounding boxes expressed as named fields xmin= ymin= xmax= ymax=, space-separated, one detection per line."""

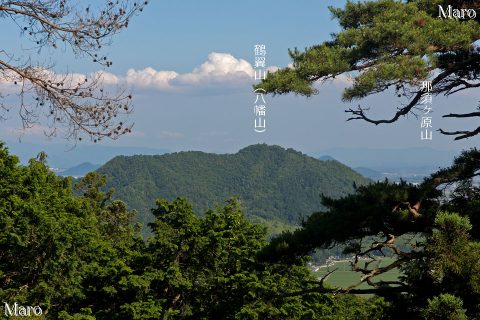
xmin=1 ymin=0 xmax=478 ymax=156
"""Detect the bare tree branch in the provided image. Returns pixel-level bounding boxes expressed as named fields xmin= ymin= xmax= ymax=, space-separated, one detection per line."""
xmin=345 ymin=55 xmax=480 ymax=138
xmin=442 ymin=79 xmax=480 ymax=96
xmin=345 ymin=64 xmax=461 ymax=125
xmin=443 ymin=111 xmax=480 ymax=118
xmin=0 ymin=0 xmax=147 ymax=141
xmin=438 ymin=126 xmax=480 ymax=140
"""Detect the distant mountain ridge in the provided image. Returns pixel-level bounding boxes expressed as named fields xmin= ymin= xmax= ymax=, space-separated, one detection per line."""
xmin=60 ymin=162 xmax=101 ymax=178
xmin=97 ymin=144 xmax=370 ymax=228
xmin=312 ymin=147 xmax=455 ymax=172
xmin=314 ymin=147 xmax=459 ymax=183
xmin=353 ymin=167 xmax=384 ymax=181
xmin=3 ymin=140 xmax=168 ymax=168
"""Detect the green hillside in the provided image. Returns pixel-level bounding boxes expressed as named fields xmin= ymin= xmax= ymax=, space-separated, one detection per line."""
xmin=97 ymin=144 xmax=370 ymax=228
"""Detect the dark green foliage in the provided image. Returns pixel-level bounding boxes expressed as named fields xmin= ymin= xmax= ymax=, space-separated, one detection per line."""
xmin=0 ymin=143 xmax=388 ymax=319
xmin=97 ymin=144 xmax=370 ymax=233
xmin=262 ymin=148 xmax=480 ymax=318
xmin=260 ymin=179 xmax=440 ymax=262
xmin=421 ymin=294 xmax=467 ymax=320
xmin=119 ymin=197 xmax=389 ymax=319
xmin=0 ymin=143 xmax=142 ymax=318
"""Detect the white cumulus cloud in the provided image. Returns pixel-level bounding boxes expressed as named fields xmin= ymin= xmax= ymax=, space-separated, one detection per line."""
xmin=125 ymin=68 xmax=179 ymax=90
xmin=173 ymin=52 xmax=254 ymax=86
xmin=100 ymin=52 xmax=257 ymax=92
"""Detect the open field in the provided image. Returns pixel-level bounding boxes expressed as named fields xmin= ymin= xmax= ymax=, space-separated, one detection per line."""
xmin=312 ymin=257 xmax=402 ymax=290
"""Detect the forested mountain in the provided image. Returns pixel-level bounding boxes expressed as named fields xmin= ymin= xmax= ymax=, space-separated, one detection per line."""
xmin=98 ymin=144 xmax=370 ymax=228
